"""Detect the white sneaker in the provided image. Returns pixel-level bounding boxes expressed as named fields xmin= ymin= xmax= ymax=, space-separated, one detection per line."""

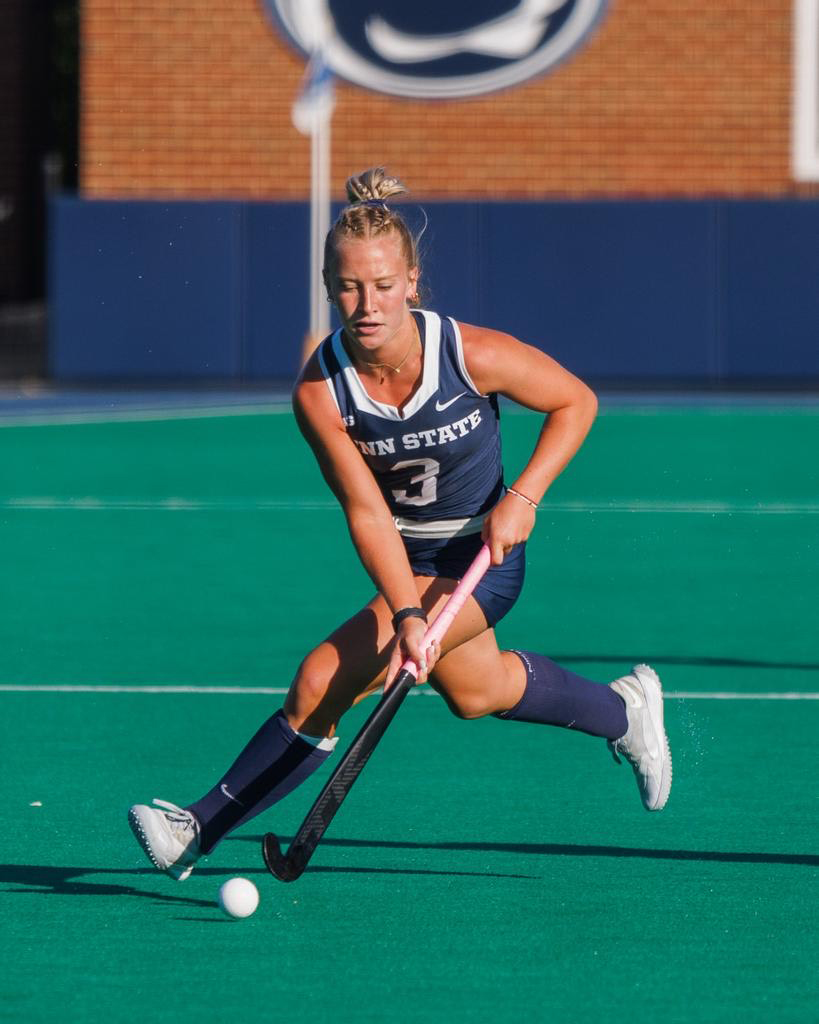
xmin=128 ymin=799 xmax=201 ymax=880
xmin=607 ymin=665 xmax=672 ymax=811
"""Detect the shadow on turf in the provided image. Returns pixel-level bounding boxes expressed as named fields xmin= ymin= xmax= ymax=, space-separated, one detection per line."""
xmin=238 ymin=836 xmax=819 ymax=868
xmin=298 ymin=865 xmax=539 ymax=879
xmin=0 ymin=864 xmax=215 ymax=906
xmin=0 ymin=861 xmax=538 ymax=898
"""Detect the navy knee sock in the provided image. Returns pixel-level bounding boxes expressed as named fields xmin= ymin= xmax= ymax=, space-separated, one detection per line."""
xmin=494 ymin=651 xmax=628 ymax=740
xmin=186 ymin=710 xmax=334 ymax=854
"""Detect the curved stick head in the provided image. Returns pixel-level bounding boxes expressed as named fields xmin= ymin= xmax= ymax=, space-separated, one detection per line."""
xmin=262 ymin=833 xmax=289 ymax=879
xmin=262 ymin=833 xmax=303 ymax=883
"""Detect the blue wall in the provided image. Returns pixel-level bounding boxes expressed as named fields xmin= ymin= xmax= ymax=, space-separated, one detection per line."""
xmin=49 ymin=197 xmax=819 ymax=383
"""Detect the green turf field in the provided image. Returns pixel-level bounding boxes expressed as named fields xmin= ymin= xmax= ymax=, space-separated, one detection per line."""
xmin=1 ymin=400 xmax=817 ymax=1023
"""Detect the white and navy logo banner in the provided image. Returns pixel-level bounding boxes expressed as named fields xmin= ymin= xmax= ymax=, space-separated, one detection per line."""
xmin=264 ymin=0 xmax=609 ymax=99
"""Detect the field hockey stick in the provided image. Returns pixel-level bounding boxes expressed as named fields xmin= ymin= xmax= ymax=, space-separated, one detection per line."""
xmin=262 ymin=542 xmax=492 ymax=882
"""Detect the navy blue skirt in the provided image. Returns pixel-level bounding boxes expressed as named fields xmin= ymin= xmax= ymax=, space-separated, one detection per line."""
xmin=403 ymin=531 xmax=526 ymax=627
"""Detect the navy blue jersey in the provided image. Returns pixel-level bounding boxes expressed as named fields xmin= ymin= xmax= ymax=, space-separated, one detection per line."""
xmin=317 ymin=310 xmax=504 ymax=521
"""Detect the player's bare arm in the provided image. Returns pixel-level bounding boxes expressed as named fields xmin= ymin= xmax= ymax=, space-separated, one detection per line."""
xmin=460 ymin=323 xmax=598 ymax=563
xmin=293 ymin=362 xmax=439 ymax=681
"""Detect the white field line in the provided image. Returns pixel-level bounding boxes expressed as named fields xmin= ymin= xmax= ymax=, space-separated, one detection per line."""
xmin=3 ymin=403 xmax=818 ymax=429
xmin=538 ymin=501 xmax=819 ymax=516
xmin=0 ymin=685 xmax=292 ymax=694
xmin=2 ymin=498 xmax=339 ymax=511
xmin=3 ymin=497 xmax=819 ymax=515
xmin=0 ymin=404 xmax=291 ymax=428
xmin=0 ymin=685 xmax=817 ymax=699
xmin=566 ymin=400 xmax=819 ymax=417
xmin=665 ymin=691 xmax=819 ymax=700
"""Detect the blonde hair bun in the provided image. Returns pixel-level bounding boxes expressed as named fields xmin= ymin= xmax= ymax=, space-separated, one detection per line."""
xmin=324 ymin=168 xmax=421 ymax=300
xmin=345 ymin=167 xmax=409 ymax=205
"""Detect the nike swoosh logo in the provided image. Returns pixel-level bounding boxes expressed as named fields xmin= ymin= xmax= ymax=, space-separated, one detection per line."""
xmin=220 ymin=783 xmax=244 ymax=807
xmin=435 ymin=392 xmax=467 ymax=412
xmin=640 ymin=719 xmax=660 ymax=761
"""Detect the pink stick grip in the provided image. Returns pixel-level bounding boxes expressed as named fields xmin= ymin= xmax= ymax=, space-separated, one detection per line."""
xmin=399 ymin=543 xmax=492 ymax=680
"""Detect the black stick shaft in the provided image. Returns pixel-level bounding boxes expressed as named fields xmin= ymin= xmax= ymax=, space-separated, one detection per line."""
xmin=265 ymin=669 xmax=416 ymax=880
xmin=263 ymin=543 xmax=491 ymax=881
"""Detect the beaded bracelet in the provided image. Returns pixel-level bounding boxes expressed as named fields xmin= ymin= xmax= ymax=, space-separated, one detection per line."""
xmin=507 ymin=487 xmax=538 ymax=510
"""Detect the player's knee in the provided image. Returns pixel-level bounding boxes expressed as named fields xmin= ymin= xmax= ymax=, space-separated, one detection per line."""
xmin=444 ymin=692 xmax=494 ymax=721
xmin=290 ymin=655 xmax=333 ymax=715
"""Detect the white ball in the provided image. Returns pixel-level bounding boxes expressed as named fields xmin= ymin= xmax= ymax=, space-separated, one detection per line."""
xmin=218 ymin=877 xmax=259 ymax=919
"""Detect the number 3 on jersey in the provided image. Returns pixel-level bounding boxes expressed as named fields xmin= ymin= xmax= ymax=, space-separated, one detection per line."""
xmin=391 ymin=458 xmax=439 ymax=507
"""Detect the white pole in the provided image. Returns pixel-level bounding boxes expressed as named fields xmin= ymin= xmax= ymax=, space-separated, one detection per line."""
xmin=293 ymin=46 xmax=335 ymax=363
xmin=793 ymin=0 xmax=819 ymax=180
xmin=310 ymin=108 xmax=332 ymax=339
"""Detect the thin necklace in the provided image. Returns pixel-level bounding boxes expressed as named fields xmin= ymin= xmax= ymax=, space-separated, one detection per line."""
xmin=363 ymin=326 xmax=419 ymax=383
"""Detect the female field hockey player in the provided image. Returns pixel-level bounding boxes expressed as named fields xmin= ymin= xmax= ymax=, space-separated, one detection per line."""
xmin=129 ymin=168 xmax=672 ymax=879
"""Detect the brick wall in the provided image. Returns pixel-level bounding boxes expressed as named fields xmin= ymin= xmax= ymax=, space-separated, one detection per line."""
xmin=81 ymin=0 xmax=819 ymax=199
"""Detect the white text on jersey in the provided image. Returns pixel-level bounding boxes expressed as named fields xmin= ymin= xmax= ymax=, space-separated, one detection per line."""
xmin=353 ymin=409 xmax=483 ymax=457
